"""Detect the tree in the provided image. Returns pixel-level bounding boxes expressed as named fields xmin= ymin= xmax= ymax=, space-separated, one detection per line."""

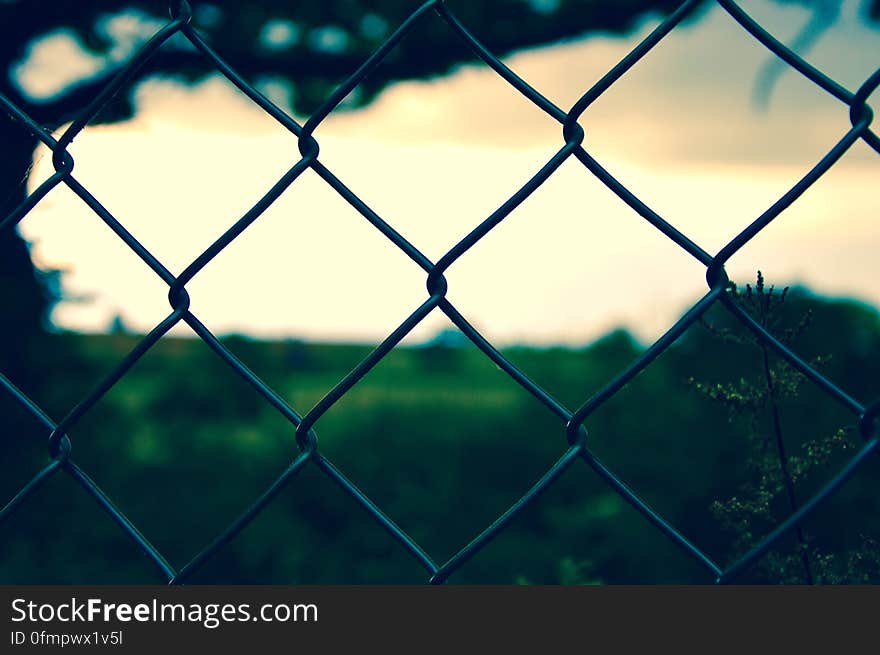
xmin=0 ymin=0 xmax=705 ymax=381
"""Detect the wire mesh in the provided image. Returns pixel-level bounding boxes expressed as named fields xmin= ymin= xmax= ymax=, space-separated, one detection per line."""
xmin=1 ymin=0 xmax=878 ymax=584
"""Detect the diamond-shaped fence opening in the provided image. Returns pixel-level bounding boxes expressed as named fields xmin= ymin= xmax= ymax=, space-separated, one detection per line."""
xmin=181 ymin=169 xmax=433 ymax=344
xmin=1 ymin=0 xmax=879 ymax=584
xmin=441 ymin=161 xmax=711 ymax=354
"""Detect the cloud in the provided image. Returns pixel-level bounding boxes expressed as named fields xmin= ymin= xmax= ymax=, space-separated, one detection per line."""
xmin=20 ymin=0 xmax=880 ymax=345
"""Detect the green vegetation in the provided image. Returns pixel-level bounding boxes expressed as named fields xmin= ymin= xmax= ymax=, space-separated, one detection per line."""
xmin=2 ymin=284 xmax=880 ymax=584
xmin=693 ymin=274 xmax=880 ymax=583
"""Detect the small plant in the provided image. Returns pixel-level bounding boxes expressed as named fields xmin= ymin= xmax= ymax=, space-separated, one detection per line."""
xmin=516 ymin=556 xmax=603 ymax=585
xmin=691 ymin=271 xmax=877 ymax=583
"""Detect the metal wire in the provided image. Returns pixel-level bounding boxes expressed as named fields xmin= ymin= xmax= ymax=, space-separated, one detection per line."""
xmin=1 ymin=0 xmax=878 ymax=585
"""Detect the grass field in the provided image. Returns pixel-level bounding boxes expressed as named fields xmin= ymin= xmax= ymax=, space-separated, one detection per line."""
xmin=3 ymin=288 xmax=880 ymax=583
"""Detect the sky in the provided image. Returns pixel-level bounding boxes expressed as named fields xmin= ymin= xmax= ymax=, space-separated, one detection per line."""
xmin=17 ymin=0 xmax=880 ymax=346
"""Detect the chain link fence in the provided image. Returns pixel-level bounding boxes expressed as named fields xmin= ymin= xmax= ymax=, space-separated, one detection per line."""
xmin=1 ymin=0 xmax=878 ymax=584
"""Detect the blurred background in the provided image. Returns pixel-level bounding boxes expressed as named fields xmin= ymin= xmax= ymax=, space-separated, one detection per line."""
xmin=1 ymin=0 xmax=879 ymax=583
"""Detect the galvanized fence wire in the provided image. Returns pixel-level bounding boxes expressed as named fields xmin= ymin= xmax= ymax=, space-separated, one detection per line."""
xmin=0 ymin=0 xmax=878 ymax=584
